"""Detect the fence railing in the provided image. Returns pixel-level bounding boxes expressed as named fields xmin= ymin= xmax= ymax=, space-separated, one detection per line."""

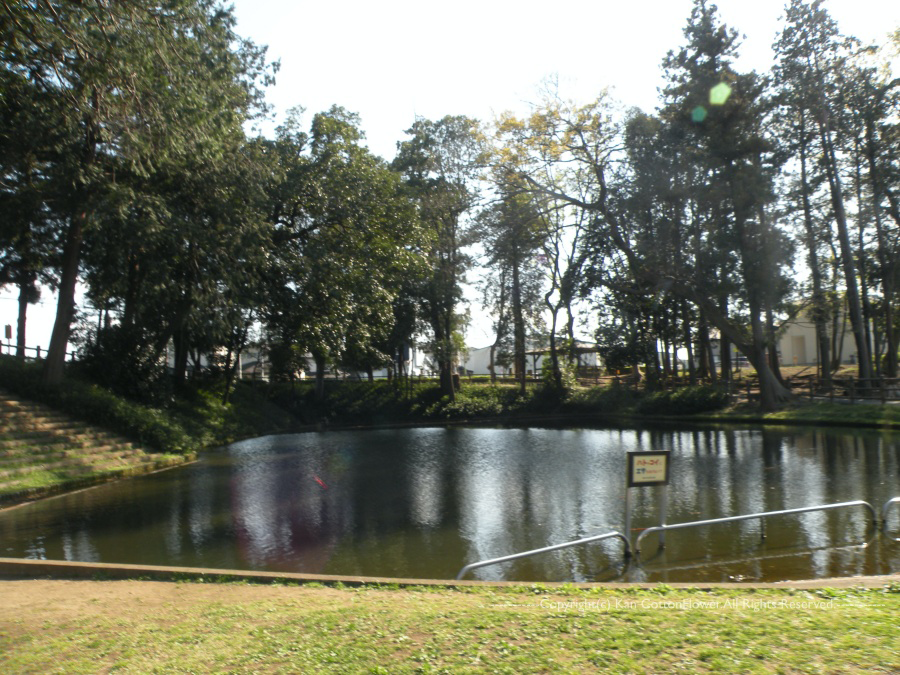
xmin=0 ymin=342 xmax=78 ymax=361
xmin=633 ymin=500 xmax=878 ymax=555
xmin=455 ymin=531 xmax=631 ymax=580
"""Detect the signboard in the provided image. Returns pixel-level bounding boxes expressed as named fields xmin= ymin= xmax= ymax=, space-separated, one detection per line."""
xmin=626 ymin=451 xmax=671 ymax=487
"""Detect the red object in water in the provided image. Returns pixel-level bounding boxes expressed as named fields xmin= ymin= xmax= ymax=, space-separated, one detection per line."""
xmin=313 ymin=475 xmax=328 ymax=489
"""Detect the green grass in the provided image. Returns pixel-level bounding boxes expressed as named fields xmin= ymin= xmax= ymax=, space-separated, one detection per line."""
xmin=1 ymin=582 xmax=898 ymax=673
xmin=0 ymin=356 xmax=300 ymax=454
xmin=709 ymin=400 xmax=900 ymax=429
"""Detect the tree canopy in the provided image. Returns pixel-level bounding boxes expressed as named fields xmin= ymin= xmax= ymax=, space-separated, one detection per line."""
xmin=3 ymin=0 xmax=899 ymax=412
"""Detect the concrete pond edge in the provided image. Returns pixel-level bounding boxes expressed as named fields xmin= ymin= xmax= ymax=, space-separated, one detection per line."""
xmin=1 ymin=557 xmax=898 ymax=590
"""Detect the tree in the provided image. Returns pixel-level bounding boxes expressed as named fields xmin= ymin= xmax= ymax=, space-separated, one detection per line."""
xmin=477 ymin=181 xmax=546 ymax=394
xmin=0 ymin=0 xmax=274 ymax=385
xmin=393 ymin=116 xmax=486 ymax=400
xmin=774 ymin=0 xmax=873 ymax=380
xmin=839 ymin=55 xmax=900 ymax=377
xmin=74 ymin=131 xmax=273 ymax=401
xmin=658 ymin=0 xmax=794 ymax=406
xmin=263 ymin=107 xmax=423 ymax=400
xmin=0 ymin=66 xmax=62 ymax=358
xmin=496 ymin=3 xmax=794 ymax=410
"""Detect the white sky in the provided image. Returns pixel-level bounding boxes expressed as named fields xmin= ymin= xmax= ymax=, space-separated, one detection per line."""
xmin=3 ymin=0 xmax=898 ymax=352
xmin=230 ymin=0 xmax=899 ymax=161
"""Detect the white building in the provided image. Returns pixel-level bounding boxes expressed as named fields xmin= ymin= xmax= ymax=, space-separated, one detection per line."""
xmin=461 ymin=341 xmax=601 ymax=376
xmin=775 ymin=311 xmax=859 ymax=367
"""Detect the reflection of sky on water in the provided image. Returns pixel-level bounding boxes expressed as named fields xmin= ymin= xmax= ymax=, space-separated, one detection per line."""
xmin=0 ymin=425 xmax=899 ymax=582
xmin=62 ymin=530 xmax=99 ymax=563
xmin=407 ymin=433 xmax=444 ymax=529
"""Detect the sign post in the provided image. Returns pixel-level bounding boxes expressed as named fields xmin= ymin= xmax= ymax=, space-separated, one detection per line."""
xmin=625 ymin=450 xmax=671 ymax=550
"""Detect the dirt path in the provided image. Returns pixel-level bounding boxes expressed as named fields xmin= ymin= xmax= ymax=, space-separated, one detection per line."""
xmin=0 ymin=579 xmax=361 ymax=623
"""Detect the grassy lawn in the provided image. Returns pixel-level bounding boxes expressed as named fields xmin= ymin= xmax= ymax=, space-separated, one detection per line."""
xmin=1 ymin=581 xmax=898 ymax=674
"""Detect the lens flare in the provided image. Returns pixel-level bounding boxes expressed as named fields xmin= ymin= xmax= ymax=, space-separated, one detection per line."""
xmin=710 ymin=82 xmax=732 ymax=105
xmin=691 ymin=106 xmax=707 ymax=123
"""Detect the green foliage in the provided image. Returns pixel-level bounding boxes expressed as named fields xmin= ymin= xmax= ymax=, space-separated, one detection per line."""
xmin=0 ymin=356 xmax=194 ymax=452
xmin=540 ymin=355 xmax=577 ymax=393
xmin=563 ymin=383 xmax=641 ymax=414
xmin=393 ymin=115 xmax=486 ymax=396
xmin=1 ymin=0 xmax=276 ymax=385
xmin=424 ymin=388 xmax=506 ymax=419
xmin=74 ymin=325 xmax=172 ymax=405
xmin=637 ymin=385 xmax=730 ymax=415
xmin=263 ymin=107 xmax=425 ymax=386
xmin=0 ymin=356 xmax=297 ymax=453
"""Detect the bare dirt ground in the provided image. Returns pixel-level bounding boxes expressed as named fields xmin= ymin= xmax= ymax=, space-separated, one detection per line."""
xmin=2 ymin=572 xmax=898 ymax=625
xmin=0 ymin=579 xmax=360 ymax=624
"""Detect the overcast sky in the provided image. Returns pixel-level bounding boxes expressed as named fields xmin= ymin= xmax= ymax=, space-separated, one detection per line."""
xmin=3 ymin=0 xmax=898 ymax=351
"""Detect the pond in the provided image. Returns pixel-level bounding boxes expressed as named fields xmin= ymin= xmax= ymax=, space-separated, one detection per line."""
xmin=2 ymin=424 xmax=899 ymax=583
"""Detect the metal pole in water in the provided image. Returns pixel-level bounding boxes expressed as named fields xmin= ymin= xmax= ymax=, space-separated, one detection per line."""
xmin=659 ymin=484 xmax=668 ymax=549
xmin=624 ymin=487 xmax=634 ymax=555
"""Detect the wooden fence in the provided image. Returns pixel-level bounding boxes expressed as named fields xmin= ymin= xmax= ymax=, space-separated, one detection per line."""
xmin=0 ymin=343 xmax=77 ymax=361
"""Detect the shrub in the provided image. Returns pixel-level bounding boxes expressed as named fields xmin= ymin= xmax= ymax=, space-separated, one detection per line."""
xmin=0 ymin=355 xmax=196 ymax=453
xmin=423 ymin=387 xmax=507 ymax=420
xmin=564 ymin=383 xmax=640 ymax=414
xmin=636 ymin=385 xmax=729 ymax=416
xmin=73 ymin=324 xmax=172 ymax=405
xmin=541 ymin=355 xmax=577 ymax=395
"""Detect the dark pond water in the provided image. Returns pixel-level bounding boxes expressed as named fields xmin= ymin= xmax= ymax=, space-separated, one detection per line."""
xmin=2 ymin=425 xmax=899 ymax=583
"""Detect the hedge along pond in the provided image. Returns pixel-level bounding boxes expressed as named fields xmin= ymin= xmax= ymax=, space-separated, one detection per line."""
xmin=1 ymin=424 xmax=899 ymax=583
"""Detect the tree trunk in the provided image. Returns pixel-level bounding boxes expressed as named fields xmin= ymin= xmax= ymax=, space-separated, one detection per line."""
xmin=42 ymin=214 xmax=83 ymax=385
xmin=313 ymin=351 xmax=327 ymax=402
xmin=682 ymin=300 xmax=696 ymax=385
xmin=865 ymin=118 xmax=897 ymax=377
xmin=544 ymin=290 xmax=563 ymax=391
xmin=854 ymin=143 xmax=877 ymax=376
xmin=438 ymin=355 xmax=456 ymax=400
xmin=511 ymin=244 xmax=526 ymax=395
xmin=677 ymin=282 xmax=791 ymax=409
xmin=662 ymin=336 xmax=672 ymax=379
xmin=221 ymin=342 xmax=235 ymax=404
xmin=705 ymin=332 xmax=717 ymax=385
xmin=698 ymin=312 xmax=716 ymax=383
xmin=765 ymin=305 xmax=786 ymax=387
xmin=798 ymin=120 xmax=832 ymax=384
xmin=820 ymin=124 xmax=872 ymax=381
xmin=172 ymin=330 xmax=189 ymax=386
xmin=222 ymin=321 xmax=250 ymax=405
xmin=15 ymin=278 xmax=29 ymax=360
xmin=430 ymin=301 xmax=457 ymax=401
xmin=719 ymin=298 xmax=731 ymax=385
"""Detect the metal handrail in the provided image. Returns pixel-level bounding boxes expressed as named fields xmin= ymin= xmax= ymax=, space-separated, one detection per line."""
xmin=882 ymin=497 xmax=900 ymax=529
xmin=634 ymin=500 xmax=878 ymax=555
xmin=455 ymin=531 xmax=631 ymax=580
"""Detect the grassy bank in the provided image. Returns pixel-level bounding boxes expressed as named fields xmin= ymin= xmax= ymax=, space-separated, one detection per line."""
xmin=5 ymin=354 xmax=900 ymax=459
xmin=0 ymin=356 xmax=300 ymax=455
xmin=0 ymin=355 xmax=733 ymax=457
xmin=1 ymin=580 xmax=898 ymax=674
xmin=708 ymin=399 xmax=900 ymax=429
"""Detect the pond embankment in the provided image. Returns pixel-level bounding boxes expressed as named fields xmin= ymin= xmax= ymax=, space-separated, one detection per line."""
xmin=0 ymin=390 xmax=187 ymax=506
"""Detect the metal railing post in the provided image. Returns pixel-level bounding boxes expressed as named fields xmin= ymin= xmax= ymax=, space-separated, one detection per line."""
xmin=881 ymin=497 xmax=900 ymax=531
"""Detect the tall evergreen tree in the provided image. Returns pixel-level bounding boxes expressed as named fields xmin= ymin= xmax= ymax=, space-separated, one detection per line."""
xmin=477 ymin=182 xmax=546 ymax=394
xmin=393 ymin=116 xmax=485 ymax=400
xmin=775 ymin=0 xmax=873 ymax=380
